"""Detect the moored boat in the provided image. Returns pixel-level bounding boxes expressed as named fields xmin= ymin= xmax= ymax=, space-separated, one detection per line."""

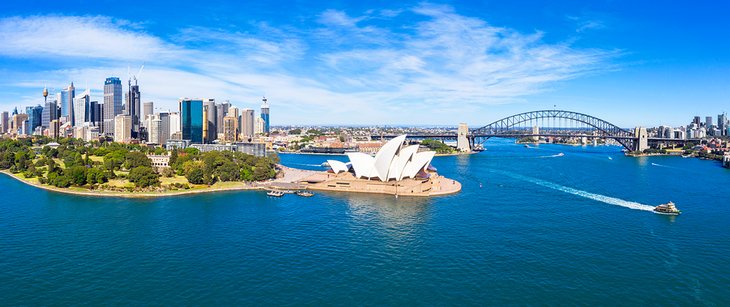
xmin=296 ymin=191 xmax=314 ymax=197
xmin=653 ymin=201 xmax=681 ymax=215
xmin=267 ymin=190 xmax=284 ymax=197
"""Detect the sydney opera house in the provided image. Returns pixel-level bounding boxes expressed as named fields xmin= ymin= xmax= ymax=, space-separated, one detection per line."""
xmin=326 ymin=135 xmax=436 ymax=182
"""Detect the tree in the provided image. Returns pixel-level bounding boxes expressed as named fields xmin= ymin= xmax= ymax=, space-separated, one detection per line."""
xmin=184 ymin=147 xmax=200 ymax=156
xmin=63 ymin=152 xmax=83 ymax=168
xmin=86 ymin=167 xmax=108 ymax=185
xmin=252 ymin=159 xmax=275 ymax=181
xmin=65 ymin=166 xmax=88 ymax=186
xmin=128 ymin=166 xmax=160 ymax=188
xmin=124 ymin=151 xmax=151 ymax=169
xmin=104 ymin=151 xmax=125 ymax=171
xmin=217 ymin=161 xmax=240 ymax=181
xmin=160 ymin=167 xmax=175 ymax=178
xmin=169 ymin=150 xmax=178 ymax=166
xmin=289 ymin=128 xmax=302 ymax=135
xmin=186 ymin=166 xmax=205 ymax=184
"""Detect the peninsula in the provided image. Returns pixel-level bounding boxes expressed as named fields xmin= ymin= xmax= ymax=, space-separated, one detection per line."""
xmin=0 ymin=136 xmax=461 ymax=198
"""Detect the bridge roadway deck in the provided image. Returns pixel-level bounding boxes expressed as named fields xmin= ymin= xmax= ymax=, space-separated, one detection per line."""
xmin=371 ymin=134 xmax=699 ymax=142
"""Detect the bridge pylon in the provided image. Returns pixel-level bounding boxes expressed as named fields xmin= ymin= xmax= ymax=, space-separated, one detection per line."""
xmin=634 ymin=127 xmax=648 ymax=152
xmin=457 ymin=123 xmax=471 ymax=152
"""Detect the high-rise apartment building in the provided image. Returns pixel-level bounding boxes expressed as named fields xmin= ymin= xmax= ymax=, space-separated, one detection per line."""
xmin=103 ymin=77 xmax=123 ymax=135
xmin=254 ymin=117 xmax=264 ymax=135
xmin=179 ymin=98 xmax=203 ymax=143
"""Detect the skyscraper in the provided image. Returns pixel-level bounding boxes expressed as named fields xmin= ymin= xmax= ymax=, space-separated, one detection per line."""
xmin=179 ymin=98 xmax=203 ymax=143
xmin=260 ymin=96 xmax=270 ymax=135
xmin=216 ymin=101 xmax=230 ymax=134
xmin=60 ymin=83 xmax=75 ymax=123
xmin=42 ymin=87 xmax=57 ymax=129
xmin=158 ymin=112 xmax=170 ymax=145
xmin=73 ymin=90 xmax=90 ymax=127
xmin=103 ymin=77 xmax=123 ymax=135
xmin=114 ymin=115 xmax=132 ymax=143
xmin=241 ymin=108 xmax=255 ymax=139
xmin=89 ymin=101 xmax=101 ymax=128
xmin=25 ymin=105 xmax=43 ymax=135
xmin=228 ymin=106 xmax=239 ymax=141
xmin=143 ymin=101 xmax=154 ymax=126
xmin=706 ymin=116 xmax=713 ymax=128
xmin=127 ymin=79 xmax=141 ymax=138
xmin=168 ymin=112 xmax=181 ymax=138
xmin=149 ymin=117 xmax=162 ymax=145
xmin=223 ymin=115 xmax=237 ymax=143
xmin=719 ymin=113 xmax=728 ymax=136
xmin=0 ymin=111 xmax=8 ymax=133
xmin=203 ymin=99 xmax=217 ymax=142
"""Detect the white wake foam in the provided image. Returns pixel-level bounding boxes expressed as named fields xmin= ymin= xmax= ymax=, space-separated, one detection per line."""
xmin=501 ymin=172 xmax=655 ymax=212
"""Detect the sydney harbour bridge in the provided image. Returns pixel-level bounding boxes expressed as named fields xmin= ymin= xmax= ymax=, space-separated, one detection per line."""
xmin=373 ymin=110 xmax=698 ymax=152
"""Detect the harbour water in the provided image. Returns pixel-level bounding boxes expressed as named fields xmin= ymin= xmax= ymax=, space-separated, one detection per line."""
xmin=1 ymin=138 xmax=729 ymax=305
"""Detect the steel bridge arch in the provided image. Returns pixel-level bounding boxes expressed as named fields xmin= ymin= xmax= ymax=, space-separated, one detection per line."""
xmin=471 ymin=110 xmax=636 ymax=150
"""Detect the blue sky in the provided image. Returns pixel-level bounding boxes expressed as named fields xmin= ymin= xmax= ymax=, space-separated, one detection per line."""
xmin=0 ymin=0 xmax=728 ymax=127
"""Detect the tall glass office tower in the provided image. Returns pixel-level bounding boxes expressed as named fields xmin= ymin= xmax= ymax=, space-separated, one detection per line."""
xmin=179 ymin=98 xmax=203 ymax=143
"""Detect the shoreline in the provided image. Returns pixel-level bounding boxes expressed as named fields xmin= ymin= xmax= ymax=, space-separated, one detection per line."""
xmin=0 ymin=170 xmax=265 ymax=198
xmin=3 ymin=167 xmax=463 ymax=198
xmin=0 ymin=165 xmax=461 ymax=199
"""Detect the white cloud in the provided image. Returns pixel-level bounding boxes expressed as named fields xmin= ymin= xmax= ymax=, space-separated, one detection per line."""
xmin=0 ymin=5 xmax=618 ymax=125
xmin=0 ymin=16 xmax=176 ymax=61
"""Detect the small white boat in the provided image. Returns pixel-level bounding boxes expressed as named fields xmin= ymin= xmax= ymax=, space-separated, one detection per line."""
xmin=267 ymin=190 xmax=284 ymax=197
xmin=296 ymin=191 xmax=314 ymax=197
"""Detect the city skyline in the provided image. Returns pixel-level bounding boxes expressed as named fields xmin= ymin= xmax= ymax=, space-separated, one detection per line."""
xmin=0 ymin=1 xmax=728 ymax=127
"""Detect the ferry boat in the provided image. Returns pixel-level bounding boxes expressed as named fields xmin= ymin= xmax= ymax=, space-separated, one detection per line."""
xmin=653 ymin=201 xmax=681 ymax=215
xmin=296 ymin=191 xmax=314 ymax=197
xmin=267 ymin=190 xmax=284 ymax=197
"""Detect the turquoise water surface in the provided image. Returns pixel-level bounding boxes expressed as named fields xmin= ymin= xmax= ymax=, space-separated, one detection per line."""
xmin=1 ymin=139 xmax=729 ymax=305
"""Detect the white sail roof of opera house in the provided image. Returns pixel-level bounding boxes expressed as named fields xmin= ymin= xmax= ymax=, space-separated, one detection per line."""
xmin=327 ymin=135 xmax=436 ymax=182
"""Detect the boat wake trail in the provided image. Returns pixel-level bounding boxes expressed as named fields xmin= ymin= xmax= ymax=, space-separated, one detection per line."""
xmin=496 ymin=171 xmax=655 ymax=212
xmin=538 ymin=153 xmax=565 ymax=158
